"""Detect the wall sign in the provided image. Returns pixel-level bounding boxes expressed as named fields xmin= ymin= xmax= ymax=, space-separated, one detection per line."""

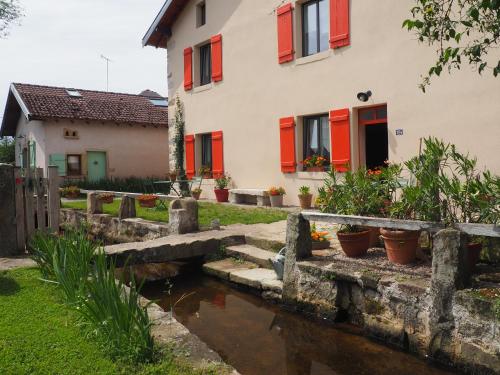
xmin=395 ymin=129 xmax=404 ymax=136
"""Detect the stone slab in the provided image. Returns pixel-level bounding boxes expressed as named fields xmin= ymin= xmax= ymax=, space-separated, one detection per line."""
xmin=225 ymin=244 xmax=276 ymax=269
xmin=229 ymin=189 xmax=269 ymax=197
xmin=229 ymin=268 xmax=278 ymax=289
xmin=261 ymin=278 xmax=283 ymax=293
xmin=203 ymin=259 xmax=257 ymax=280
xmin=0 ymin=257 xmax=36 ymax=271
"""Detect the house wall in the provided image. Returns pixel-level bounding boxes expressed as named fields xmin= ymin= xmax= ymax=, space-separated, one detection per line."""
xmin=40 ymin=120 xmax=169 ymax=179
xmin=14 ymin=116 xmax=46 ymax=171
xmin=166 ymin=0 xmax=500 ymax=205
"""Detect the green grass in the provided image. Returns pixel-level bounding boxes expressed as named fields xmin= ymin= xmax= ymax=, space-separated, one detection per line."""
xmin=0 ymin=268 xmax=219 ymax=375
xmin=62 ymin=199 xmax=288 ymax=226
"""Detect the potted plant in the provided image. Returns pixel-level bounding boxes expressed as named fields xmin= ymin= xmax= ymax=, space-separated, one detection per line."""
xmin=198 ymin=165 xmax=212 ymax=179
xmin=137 ymin=194 xmax=158 ymax=208
xmin=97 ymin=192 xmax=114 ymax=204
xmin=268 ymin=186 xmax=286 ymax=207
xmin=214 ymin=174 xmax=231 ymax=203
xmin=168 ymin=170 xmax=178 ymax=182
xmin=302 ymin=154 xmax=328 ymax=172
xmin=298 ymin=186 xmax=313 ymax=209
xmin=311 ymin=223 xmax=331 ymax=250
xmin=191 ymin=187 xmax=202 ymax=200
xmin=60 ymin=186 xmax=80 ymax=199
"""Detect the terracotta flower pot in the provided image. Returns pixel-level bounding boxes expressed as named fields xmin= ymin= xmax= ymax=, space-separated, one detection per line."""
xmin=467 ymin=242 xmax=482 ymax=271
xmin=298 ymin=194 xmax=312 ymax=209
xmin=214 ymin=189 xmax=229 ymax=203
xmin=337 ymin=230 xmax=371 ymax=258
xmin=312 ymin=240 xmax=331 ymax=250
xmin=306 ymin=166 xmax=324 ymax=172
xmin=191 ymin=191 xmax=201 ymax=200
xmin=380 ymin=228 xmax=420 ymax=265
xmin=269 ymin=194 xmax=284 ymax=207
xmin=99 ymin=196 xmax=114 ymax=204
xmin=364 ymin=226 xmax=382 ymax=247
xmin=139 ymin=198 xmax=157 ymax=208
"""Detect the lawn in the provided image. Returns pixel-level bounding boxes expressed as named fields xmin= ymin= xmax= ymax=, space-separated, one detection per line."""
xmin=0 ymin=268 xmax=217 ymax=375
xmin=62 ymin=199 xmax=288 ymax=226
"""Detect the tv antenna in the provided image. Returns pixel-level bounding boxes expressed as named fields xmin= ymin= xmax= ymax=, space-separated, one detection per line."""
xmin=100 ymin=54 xmax=113 ymax=91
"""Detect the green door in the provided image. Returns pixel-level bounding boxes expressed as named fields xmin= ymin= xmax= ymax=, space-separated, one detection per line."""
xmin=87 ymin=151 xmax=107 ymax=181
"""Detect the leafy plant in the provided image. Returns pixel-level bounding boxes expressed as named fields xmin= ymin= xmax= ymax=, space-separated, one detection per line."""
xmin=0 ymin=137 xmax=15 ymax=163
xmin=62 ymin=176 xmax=162 ymax=194
xmin=214 ymin=174 xmax=231 ymax=189
xmin=192 ymin=187 xmax=202 ymax=194
xmin=137 ymin=194 xmax=158 ymax=202
xmin=60 ymin=186 xmax=80 ymax=198
xmin=198 ymin=165 xmax=211 ymax=176
xmin=0 ymin=0 xmax=23 ymax=38
xmin=301 ymin=154 xmax=328 ymax=168
xmin=173 ymin=96 xmax=189 ymax=196
xmin=299 ymin=186 xmax=311 ymax=195
xmin=269 ymin=186 xmax=286 ymax=196
xmin=311 ymin=223 xmax=330 ymax=242
xmin=403 ymin=0 xmax=500 ymax=91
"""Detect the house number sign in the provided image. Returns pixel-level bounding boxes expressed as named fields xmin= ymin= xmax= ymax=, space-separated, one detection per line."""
xmin=395 ymin=129 xmax=404 ymax=136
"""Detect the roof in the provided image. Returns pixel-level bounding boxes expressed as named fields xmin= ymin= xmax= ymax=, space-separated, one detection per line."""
xmin=0 ymin=83 xmax=168 ymax=137
xmin=143 ymin=0 xmax=188 ymax=49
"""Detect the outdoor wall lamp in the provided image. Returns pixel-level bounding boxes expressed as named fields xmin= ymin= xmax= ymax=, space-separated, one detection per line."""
xmin=357 ymin=90 xmax=372 ymax=102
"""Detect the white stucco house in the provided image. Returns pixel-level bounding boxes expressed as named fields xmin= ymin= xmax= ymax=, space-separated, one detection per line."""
xmin=0 ymin=83 xmax=169 ymax=181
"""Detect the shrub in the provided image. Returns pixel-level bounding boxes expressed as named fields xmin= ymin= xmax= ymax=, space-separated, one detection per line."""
xmin=62 ymin=177 xmax=162 ymax=194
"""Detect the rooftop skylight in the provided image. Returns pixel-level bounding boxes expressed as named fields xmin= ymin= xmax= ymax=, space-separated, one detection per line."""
xmin=149 ymin=98 xmax=168 ymax=107
xmin=66 ymin=89 xmax=82 ymax=98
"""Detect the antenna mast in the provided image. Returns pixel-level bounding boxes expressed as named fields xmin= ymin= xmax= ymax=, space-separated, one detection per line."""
xmin=100 ymin=54 xmax=113 ymax=91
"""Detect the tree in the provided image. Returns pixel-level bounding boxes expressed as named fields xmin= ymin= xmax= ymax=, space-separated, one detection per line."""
xmin=0 ymin=0 xmax=23 ymax=38
xmin=404 ymin=0 xmax=500 ymax=91
xmin=0 ymin=137 xmax=15 ymax=164
xmin=173 ymin=96 xmax=190 ymax=196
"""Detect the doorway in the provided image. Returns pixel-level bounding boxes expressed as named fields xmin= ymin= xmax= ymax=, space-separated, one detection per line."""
xmin=87 ymin=151 xmax=107 ymax=181
xmin=358 ymin=105 xmax=388 ymax=170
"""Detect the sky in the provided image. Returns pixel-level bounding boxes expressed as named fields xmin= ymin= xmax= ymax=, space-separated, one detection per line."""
xmin=0 ymin=0 xmax=167 ymax=121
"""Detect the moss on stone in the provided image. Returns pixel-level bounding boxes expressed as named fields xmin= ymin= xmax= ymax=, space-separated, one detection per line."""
xmin=365 ymin=298 xmax=385 ymax=315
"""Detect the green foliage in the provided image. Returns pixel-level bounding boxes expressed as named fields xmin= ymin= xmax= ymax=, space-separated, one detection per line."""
xmin=0 ymin=0 xmax=23 ymax=38
xmin=62 ymin=199 xmax=288 ymax=226
xmin=29 ymin=228 xmax=155 ymax=363
xmin=173 ymin=96 xmax=190 ymax=195
xmin=403 ymin=0 xmax=500 ymax=91
xmin=62 ymin=176 xmax=162 ymax=193
xmin=299 ymin=186 xmax=311 ymax=195
xmin=214 ymin=174 xmax=231 ymax=189
xmin=0 ymin=137 xmax=15 ymax=163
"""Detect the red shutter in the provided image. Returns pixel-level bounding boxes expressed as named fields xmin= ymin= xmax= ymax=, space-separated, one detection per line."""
xmin=279 ymin=117 xmax=296 ymax=173
xmin=277 ymin=3 xmax=294 ymax=64
xmin=330 ymin=0 xmax=350 ymax=49
xmin=211 ymin=34 xmax=223 ymax=82
xmin=212 ymin=131 xmax=224 ymax=178
xmin=185 ymin=135 xmax=195 ymax=179
xmin=329 ymin=108 xmax=351 ymax=172
xmin=184 ymin=47 xmax=193 ymax=91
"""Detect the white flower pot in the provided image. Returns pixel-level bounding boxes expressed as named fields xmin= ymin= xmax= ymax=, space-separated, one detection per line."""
xmin=269 ymin=195 xmax=284 ymax=207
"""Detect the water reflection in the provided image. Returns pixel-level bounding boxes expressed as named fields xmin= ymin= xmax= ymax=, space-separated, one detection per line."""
xmin=142 ymin=274 xmax=454 ymax=375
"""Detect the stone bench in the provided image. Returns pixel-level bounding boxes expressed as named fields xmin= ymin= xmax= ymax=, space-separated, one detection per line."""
xmin=229 ymin=189 xmax=270 ymax=207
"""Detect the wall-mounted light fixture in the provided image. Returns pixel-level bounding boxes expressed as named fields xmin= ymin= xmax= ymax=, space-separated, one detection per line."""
xmin=357 ymin=90 xmax=372 ymax=102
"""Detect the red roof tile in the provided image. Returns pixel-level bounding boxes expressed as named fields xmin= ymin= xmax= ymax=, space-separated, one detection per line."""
xmin=13 ymin=83 xmax=168 ymax=127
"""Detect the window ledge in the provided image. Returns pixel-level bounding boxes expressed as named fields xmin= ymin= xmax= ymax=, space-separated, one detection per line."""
xmin=193 ymin=83 xmax=213 ymax=93
xmin=297 ymin=171 xmax=327 ymax=180
xmin=295 ymin=50 xmax=331 ymax=66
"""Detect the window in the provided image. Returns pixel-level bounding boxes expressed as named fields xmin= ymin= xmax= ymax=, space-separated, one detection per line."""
xmin=149 ymin=98 xmax=168 ymax=107
xmin=199 ymin=43 xmax=212 ymax=86
xmin=201 ymin=133 xmax=212 ymax=171
xmin=302 ymin=0 xmax=329 ymax=56
xmin=66 ymin=89 xmax=82 ymax=98
xmin=64 ymin=128 xmax=79 ymax=139
xmin=67 ymin=154 xmax=81 ymax=176
xmin=197 ymin=2 xmax=206 ymax=27
xmin=303 ymin=114 xmax=330 ymax=167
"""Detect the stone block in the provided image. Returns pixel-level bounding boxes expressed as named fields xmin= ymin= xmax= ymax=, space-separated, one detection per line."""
xmin=118 ymin=196 xmax=136 ymax=220
xmin=169 ymin=198 xmax=199 ymax=234
xmin=87 ymin=192 xmax=103 ymax=214
xmin=0 ymin=164 xmax=18 ymax=256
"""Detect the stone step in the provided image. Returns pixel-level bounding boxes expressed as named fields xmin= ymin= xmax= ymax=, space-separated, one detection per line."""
xmin=245 ymin=235 xmax=285 ymax=253
xmin=225 ymin=244 xmax=277 ymax=269
xmin=229 ymin=268 xmax=283 ymax=293
xmin=203 ymin=259 xmax=258 ymax=280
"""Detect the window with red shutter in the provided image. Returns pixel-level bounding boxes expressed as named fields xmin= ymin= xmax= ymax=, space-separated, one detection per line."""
xmin=277 ymin=3 xmax=294 ymax=64
xmin=329 ymin=108 xmax=351 ymax=172
xmin=279 ymin=117 xmax=296 ymax=173
xmin=211 ymin=131 xmax=224 ymax=178
xmin=184 ymin=47 xmax=193 ymax=91
xmin=185 ymin=135 xmax=195 ymax=178
xmin=211 ymin=34 xmax=223 ymax=82
xmin=330 ymin=0 xmax=350 ymax=49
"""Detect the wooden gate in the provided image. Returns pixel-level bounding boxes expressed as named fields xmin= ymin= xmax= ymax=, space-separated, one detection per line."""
xmin=0 ymin=163 xmax=60 ymax=256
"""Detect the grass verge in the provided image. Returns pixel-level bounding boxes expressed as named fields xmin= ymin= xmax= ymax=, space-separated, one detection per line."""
xmin=62 ymin=199 xmax=288 ymax=226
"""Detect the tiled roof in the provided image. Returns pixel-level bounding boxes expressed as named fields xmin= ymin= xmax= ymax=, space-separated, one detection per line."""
xmin=12 ymin=83 xmax=168 ymax=127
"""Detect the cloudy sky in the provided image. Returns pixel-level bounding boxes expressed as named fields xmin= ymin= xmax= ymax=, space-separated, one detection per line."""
xmin=0 ymin=0 xmax=167 ymax=121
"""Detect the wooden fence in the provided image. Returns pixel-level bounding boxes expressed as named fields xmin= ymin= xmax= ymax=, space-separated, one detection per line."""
xmin=0 ymin=164 xmax=60 ymax=256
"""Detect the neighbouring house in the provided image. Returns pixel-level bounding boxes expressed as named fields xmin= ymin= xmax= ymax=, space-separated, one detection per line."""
xmin=0 ymin=83 xmax=169 ymax=181
xmin=143 ymin=0 xmax=500 ymax=205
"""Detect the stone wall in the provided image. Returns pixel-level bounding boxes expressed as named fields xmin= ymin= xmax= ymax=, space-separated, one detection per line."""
xmin=60 ymin=209 xmax=170 ymax=244
xmin=284 ymin=214 xmax=499 ymax=374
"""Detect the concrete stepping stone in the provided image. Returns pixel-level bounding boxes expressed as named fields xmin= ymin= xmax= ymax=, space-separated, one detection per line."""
xmin=203 ymin=259 xmax=257 ymax=280
xmin=229 ymin=268 xmax=280 ymax=290
xmin=225 ymin=244 xmax=276 ymax=269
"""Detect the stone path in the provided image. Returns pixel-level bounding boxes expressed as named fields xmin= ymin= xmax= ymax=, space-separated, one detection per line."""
xmin=0 ymin=257 xmax=36 ymax=271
